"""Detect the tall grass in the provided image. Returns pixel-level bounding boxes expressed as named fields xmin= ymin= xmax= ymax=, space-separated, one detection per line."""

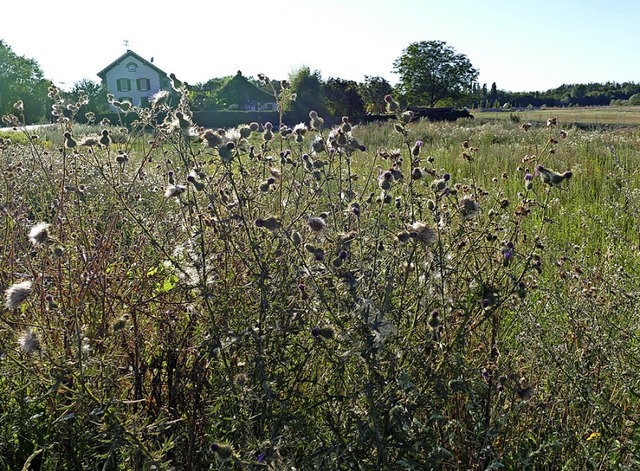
xmin=1 ymin=87 xmax=640 ymax=470
xmin=476 ymin=105 xmax=640 ymax=126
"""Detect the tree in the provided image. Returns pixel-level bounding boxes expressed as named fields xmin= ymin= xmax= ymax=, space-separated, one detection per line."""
xmin=629 ymin=94 xmax=640 ymax=106
xmin=488 ymin=82 xmax=498 ymax=102
xmin=67 ymin=79 xmax=111 ymax=116
xmin=0 ymin=40 xmax=51 ymax=123
xmin=323 ymin=78 xmax=364 ymax=117
xmin=188 ymin=77 xmax=230 ymax=111
xmin=358 ymin=75 xmax=393 ymax=113
xmin=392 ymin=40 xmax=479 ymax=107
xmin=288 ymin=66 xmax=327 ymax=123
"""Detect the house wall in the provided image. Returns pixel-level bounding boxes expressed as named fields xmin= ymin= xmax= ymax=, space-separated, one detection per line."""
xmin=104 ymin=55 xmax=168 ymax=109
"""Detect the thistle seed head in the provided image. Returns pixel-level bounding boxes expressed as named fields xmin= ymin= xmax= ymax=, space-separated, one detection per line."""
xmin=18 ymin=329 xmax=40 ymax=354
xmin=307 ymin=216 xmax=327 ymax=232
xmin=5 ymin=280 xmax=33 ymax=310
xmin=28 ymin=222 xmax=51 ymax=246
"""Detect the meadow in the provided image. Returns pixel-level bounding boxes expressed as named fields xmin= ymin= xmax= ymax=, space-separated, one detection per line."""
xmin=475 ymin=105 xmax=640 ymax=127
xmin=2 ymin=89 xmax=640 ymax=470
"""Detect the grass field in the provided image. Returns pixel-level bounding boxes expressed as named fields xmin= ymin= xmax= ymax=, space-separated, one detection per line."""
xmin=2 ymin=93 xmax=640 ymax=469
xmin=475 ymin=105 xmax=640 ymax=126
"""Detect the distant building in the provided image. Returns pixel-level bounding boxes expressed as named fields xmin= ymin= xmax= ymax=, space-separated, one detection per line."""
xmin=216 ymin=71 xmax=276 ymax=111
xmin=98 ymin=50 xmax=171 ymax=110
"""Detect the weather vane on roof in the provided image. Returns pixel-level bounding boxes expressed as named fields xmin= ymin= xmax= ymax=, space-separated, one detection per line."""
xmin=124 ymin=39 xmax=129 ymax=48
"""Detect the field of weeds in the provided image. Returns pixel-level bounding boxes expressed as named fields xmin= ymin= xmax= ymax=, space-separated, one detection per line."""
xmin=1 ymin=88 xmax=640 ymax=470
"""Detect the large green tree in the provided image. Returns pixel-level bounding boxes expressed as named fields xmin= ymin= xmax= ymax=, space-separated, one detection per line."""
xmin=323 ymin=77 xmax=364 ymax=117
xmin=358 ymin=75 xmax=393 ymax=113
xmin=289 ymin=66 xmax=327 ymax=123
xmin=392 ymin=40 xmax=479 ymax=107
xmin=0 ymin=40 xmax=50 ymax=123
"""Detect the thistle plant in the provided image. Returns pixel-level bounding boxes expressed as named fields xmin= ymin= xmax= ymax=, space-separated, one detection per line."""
xmin=2 ymin=85 xmax=640 ymax=470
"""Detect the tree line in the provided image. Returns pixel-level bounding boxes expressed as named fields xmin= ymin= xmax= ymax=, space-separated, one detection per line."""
xmin=2 ymin=38 xmax=640 ymax=125
xmin=471 ymin=81 xmax=640 ymax=109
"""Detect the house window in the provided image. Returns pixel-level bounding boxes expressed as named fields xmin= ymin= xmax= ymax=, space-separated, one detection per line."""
xmin=126 ymin=62 xmax=138 ymax=72
xmin=117 ymin=78 xmax=131 ymax=92
xmin=137 ymin=78 xmax=151 ymax=91
xmin=140 ymin=96 xmax=150 ymax=108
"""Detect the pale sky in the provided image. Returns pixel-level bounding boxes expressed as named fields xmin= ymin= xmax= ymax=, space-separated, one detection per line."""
xmin=2 ymin=0 xmax=638 ymax=92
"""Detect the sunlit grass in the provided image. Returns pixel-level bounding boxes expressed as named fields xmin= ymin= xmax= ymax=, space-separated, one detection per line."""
xmin=476 ymin=105 xmax=640 ymax=126
xmin=2 ymin=94 xmax=640 ymax=469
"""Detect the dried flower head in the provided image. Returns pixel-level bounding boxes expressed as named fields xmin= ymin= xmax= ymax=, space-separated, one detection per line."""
xmin=150 ymin=90 xmax=170 ymax=107
xmin=384 ymin=94 xmax=399 ymax=113
xmin=99 ymin=129 xmax=111 ymax=146
xmin=378 ymin=170 xmax=394 ymax=190
xmin=412 ymin=140 xmax=423 ymax=156
xmin=535 ymin=165 xmax=572 ymax=186
xmin=431 ymin=178 xmax=447 ymax=193
xmin=309 ymin=111 xmax=324 ymax=131
xmin=524 ymin=172 xmax=534 ymax=190
xmin=411 ymin=167 xmax=424 ymax=180
xmin=28 ymin=222 xmax=51 ymax=246
xmin=396 ymin=231 xmax=411 ymax=243
xmin=341 ymin=116 xmax=352 ymax=133
xmin=407 ymin=222 xmax=437 ymax=245
xmin=63 ymin=132 xmax=77 ymax=149
xmin=401 ymin=110 xmax=414 ymax=123
xmin=175 ymin=111 xmax=191 ymax=130
xmin=459 ymin=196 xmax=481 ymax=219
xmin=210 ymin=442 xmax=236 ymax=462
xmin=263 ymin=122 xmax=274 ymax=141
xmin=18 ymin=329 xmax=40 ymax=354
xmin=115 ymin=152 xmax=129 ymax=164
xmin=169 ymin=72 xmax=184 ymax=91
xmin=293 ymin=122 xmax=308 ymax=135
xmin=254 ymin=217 xmax=282 ymax=231
xmin=5 ymin=280 xmax=33 ymax=309
xmin=307 ymin=216 xmax=327 ymax=232
xmin=202 ymin=129 xmax=223 ymax=148
xmin=164 ymin=184 xmax=186 ymax=198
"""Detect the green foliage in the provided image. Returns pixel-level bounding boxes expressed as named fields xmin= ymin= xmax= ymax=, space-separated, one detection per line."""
xmin=188 ymin=76 xmax=231 ymax=111
xmin=65 ymin=79 xmax=111 ymax=115
xmin=393 ymin=40 xmax=479 ymax=107
xmin=2 ymin=88 xmax=640 ymax=469
xmin=359 ymin=75 xmax=394 ymax=114
xmin=288 ymin=65 xmax=328 ymax=122
xmin=0 ymin=40 xmax=51 ymax=123
xmin=628 ymin=93 xmax=640 ymax=106
xmin=214 ymin=71 xmax=275 ymax=111
xmin=323 ymin=77 xmax=365 ymax=117
xmin=489 ymin=81 xmax=640 ymax=109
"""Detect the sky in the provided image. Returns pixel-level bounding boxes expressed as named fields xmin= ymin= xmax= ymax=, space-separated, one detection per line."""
xmin=2 ymin=0 xmax=639 ymax=93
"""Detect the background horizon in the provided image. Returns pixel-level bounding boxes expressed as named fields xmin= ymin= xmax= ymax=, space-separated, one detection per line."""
xmin=3 ymin=0 xmax=639 ymax=93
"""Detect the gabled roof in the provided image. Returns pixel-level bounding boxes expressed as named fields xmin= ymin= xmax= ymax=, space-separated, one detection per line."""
xmin=216 ymin=71 xmax=275 ymax=104
xmin=97 ymin=50 xmax=168 ymax=80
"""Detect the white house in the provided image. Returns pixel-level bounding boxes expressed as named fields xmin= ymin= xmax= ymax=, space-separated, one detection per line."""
xmin=97 ymin=50 xmax=171 ymax=110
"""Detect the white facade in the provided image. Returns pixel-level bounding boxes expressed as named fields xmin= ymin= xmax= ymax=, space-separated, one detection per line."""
xmin=98 ymin=50 xmax=170 ymax=110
